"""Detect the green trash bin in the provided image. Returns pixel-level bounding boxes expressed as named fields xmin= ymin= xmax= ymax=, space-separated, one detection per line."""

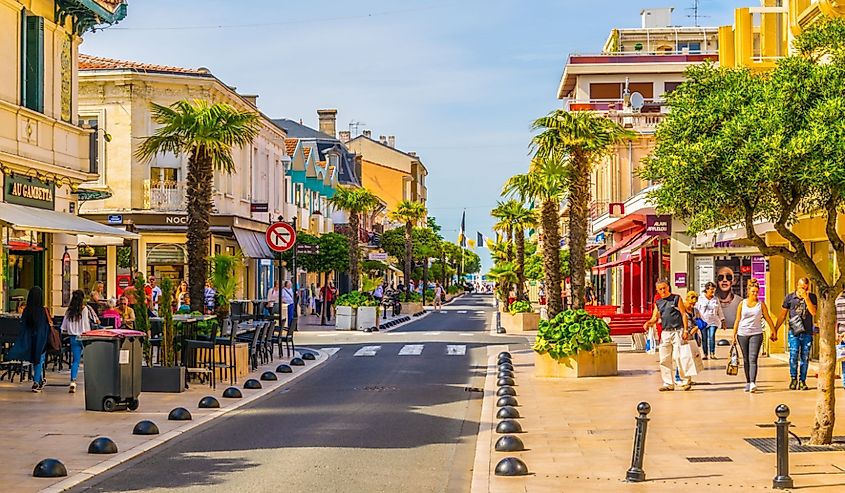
xmin=79 ymin=329 xmax=145 ymax=412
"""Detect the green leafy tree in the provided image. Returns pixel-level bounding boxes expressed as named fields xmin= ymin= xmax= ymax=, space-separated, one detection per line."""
xmin=532 ymin=110 xmax=632 ymax=311
xmin=283 ymin=231 xmax=349 ymax=325
xmin=136 ymin=100 xmax=260 ymax=313
xmin=328 ymin=186 xmax=380 ymax=291
xmin=389 ymin=200 xmax=428 ymax=300
xmin=639 ymin=17 xmax=845 ymax=445
xmin=132 ymin=274 xmax=150 ymax=365
xmin=158 ymin=276 xmax=176 ymax=366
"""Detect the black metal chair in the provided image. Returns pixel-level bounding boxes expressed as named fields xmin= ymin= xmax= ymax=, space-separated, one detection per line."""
xmin=148 ymin=318 xmax=163 ymax=365
xmin=277 ymin=318 xmax=297 ymax=359
xmin=213 ymin=318 xmax=238 ymax=386
xmin=184 ymin=323 xmax=218 ymax=389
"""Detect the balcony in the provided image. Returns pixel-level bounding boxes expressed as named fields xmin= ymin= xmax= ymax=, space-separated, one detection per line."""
xmin=606 ymin=112 xmax=666 ymax=134
xmin=567 ymin=52 xmax=718 ymax=65
xmin=145 ymin=180 xmax=185 ymax=211
xmin=565 ymin=98 xmax=665 ymax=112
xmin=590 ymin=200 xmax=610 ymax=221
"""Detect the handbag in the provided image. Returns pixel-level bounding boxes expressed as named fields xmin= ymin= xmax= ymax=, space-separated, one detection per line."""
xmin=679 ymin=341 xmax=698 ymax=377
xmin=45 ymin=308 xmax=61 ymax=353
xmin=694 ymin=317 xmax=707 ymax=331
xmin=726 ymin=343 xmax=739 ymax=376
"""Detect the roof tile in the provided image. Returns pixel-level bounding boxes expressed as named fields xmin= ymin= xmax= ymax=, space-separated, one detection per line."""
xmin=285 ymin=138 xmax=298 ymax=156
xmin=79 ymin=54 xmax=209 ymax=76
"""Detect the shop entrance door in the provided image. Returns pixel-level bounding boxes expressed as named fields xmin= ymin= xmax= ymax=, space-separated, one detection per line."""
xmin=6 ymin=250 xmax=45 ymax=312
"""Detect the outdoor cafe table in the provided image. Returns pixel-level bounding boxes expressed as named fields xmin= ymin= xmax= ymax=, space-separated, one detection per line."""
xmin=172 ymin=314 xmax=216 ymax=368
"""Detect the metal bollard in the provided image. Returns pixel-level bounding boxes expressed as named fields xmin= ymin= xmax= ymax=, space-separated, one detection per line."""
xmin=625 ymin=401 xmax=651 ymax=482
xmin=773 ymin=404 xmax=794 ymax=490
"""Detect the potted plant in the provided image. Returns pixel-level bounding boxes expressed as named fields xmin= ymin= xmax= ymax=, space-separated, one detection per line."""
xmin=356 ymin=296 xmax=381 ymax=330
xmin=506 ymin=300 xmax=539 ymax=333
xmin=141 ymin=276 xmax=186 ymax=392
xmin=335 ymin=292 xmax=363 ymax=330
xmin=533 ymin=309 xmax=617 ymax=378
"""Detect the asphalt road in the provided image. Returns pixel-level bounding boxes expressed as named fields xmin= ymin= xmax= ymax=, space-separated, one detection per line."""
xmin=70 ymin=294 xmax=529 ymax=493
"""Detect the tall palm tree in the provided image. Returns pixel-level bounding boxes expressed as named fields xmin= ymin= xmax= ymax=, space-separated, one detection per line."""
xmin=504 ymin=157 xmax=568 ymax=317
xmin=136 ymin=100 xmax=259 ymax=312
xmin=328 ymin=186 xmax=380 ymax=291
xmin=532 ymin=110 xmax=632 ymax=310
xmin=389 ymin=200 xmax=428 ymax=300
xmin=490 ymin=201 xmax=515 ymax=264
xmin=491 ymin=200 xmax=536 ymax=301
xmin=488 ymin=262 xmax=518 ymax=308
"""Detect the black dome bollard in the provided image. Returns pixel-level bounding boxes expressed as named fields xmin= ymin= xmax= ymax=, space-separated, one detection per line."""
xmin=498 ymin=351 xmax=512 ymax=359
xmin=496 ymin=386 xmax=517 ymax=397
xmin=498 ymin=363 xmax=514 ymax=371
xmin=276 ymin=364 xmax=293 ymax=373
xmin=717 ymin=339 xmax=731 ymax=346
xmin=495 ymin=435 xmax=525 ymax=452
xmin=497 ymin=377 xmax=515 ymax=387
xmin=498 ymin=370 xmax=515 ymax=379
xmin=222 ymin=387 xmax=243 ymax=399
xmin=132 ymin=420 xmax=159 ymax=435
xmin=243 ymin=379 xmax=262 ymax=390
xmin=261 ymin=371 xmax=278 ymax=381
xmin=497 ymin=396 xmax=519 ymax=407
xmin=168 ymin=407 xmax=192 ymax=421
xmin=495 ymin=457 xmax=529 ymax=476
xmin=290 ymin=357 xmax=305 ymax=366
xmin=87 ymin=437 xmax=118 ymax=454
xmin=496 ymin=419 xmax=523 ymax=434
xmin=33 ymin=458 xmax=67 ymax=478
xmin=497 ymin=357 xmax=512 ymax=366
xmin=302 ymin=352 xmax=316 ymax=360
xmin=198 ymin=396 xmax=220 ymax=409
xmin=496 ymin=406 xmax=521 ymax=419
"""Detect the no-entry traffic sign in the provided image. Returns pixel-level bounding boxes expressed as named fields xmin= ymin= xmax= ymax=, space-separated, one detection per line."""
xmin=266 ymin=222 xmax=296 ymax=252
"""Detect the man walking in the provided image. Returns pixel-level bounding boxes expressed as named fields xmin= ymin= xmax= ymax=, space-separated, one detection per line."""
xmin=644 ymin=280 xmax=691 ymax=391
xmin=281 ymin=280 xmax=295 ymax=328
xmin=775 ymin=277 xmax=817 ymax=390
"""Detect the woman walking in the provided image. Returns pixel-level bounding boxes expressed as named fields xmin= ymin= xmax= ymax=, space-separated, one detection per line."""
xmin=433 ymin=282 xmax=444 ymax=312
xmin=8 ymin=287 xmax=52 ymax=392
xmin=695 ymin=282 xmax=725 ymax=360
xmin=731 ymin=284 xmax=777 ymax=393
xmin=61 ymin=290 xmax=99 ymax=393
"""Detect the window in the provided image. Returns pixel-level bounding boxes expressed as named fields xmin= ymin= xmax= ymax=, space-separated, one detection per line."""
xmin=589 ymin=83 xmax=621 ymax=100
xmin=284 ymin=176 xmax=292 ymax=204
xmin=20 ymin=11 xmax=44 ymax=113
xmin=663 ymin=82 xmax=683 ymax=95
xmin=151 ymin=167 xmax=179 ymax=186
xmin=677 ymin=42 xmax=701 ymax=54
xmin=79 ymin=117 xmax=100 ymax=175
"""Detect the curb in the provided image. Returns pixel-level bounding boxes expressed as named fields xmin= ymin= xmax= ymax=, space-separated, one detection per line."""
xmin=470 ymin=345 xmax=507 ymax=493
xmin=39 ymin=349 xmax=329 ymax=493
xmin=381 ymin=310 xmax=431 ymax=332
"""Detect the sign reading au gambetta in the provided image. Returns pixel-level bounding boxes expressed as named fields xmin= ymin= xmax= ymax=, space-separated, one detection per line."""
xmin=645 ymin=215 xmax=672 ymax=236
xmin=4 ymin=174 xmax=55 ymax=209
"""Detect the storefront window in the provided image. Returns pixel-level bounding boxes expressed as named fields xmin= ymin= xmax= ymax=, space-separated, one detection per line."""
xmin=4 ymin=231 xmax=45 ymax=312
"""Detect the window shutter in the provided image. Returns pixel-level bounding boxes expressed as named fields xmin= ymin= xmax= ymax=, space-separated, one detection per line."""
xmin=22 ymin=12 xmax=44 ymax=113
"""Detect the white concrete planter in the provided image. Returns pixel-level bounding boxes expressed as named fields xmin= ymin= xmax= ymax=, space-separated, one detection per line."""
xmin=335 ymin=306 xmax=357 ymax=330
xmin=357 ymin=306 xmax=379 ymax=330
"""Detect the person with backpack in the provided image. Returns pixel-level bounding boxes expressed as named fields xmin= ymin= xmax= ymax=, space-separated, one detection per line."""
xmin=775 ymin=277 xmax=817 ymax=390
xmin=8 ymin=287 xmax=53 ymax=392
xmin=60 ymin=290 xmax=100 ymax=393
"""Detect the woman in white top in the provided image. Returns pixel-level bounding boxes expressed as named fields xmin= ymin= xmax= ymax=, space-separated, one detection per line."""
xmin=731 ymin=285 xmax=777 ymax=392
xmin=695 ymin=282 xmax=726 ymax=360
xmin=433 ymin=282 xmax=444 ymax=312
xmin=60 ymin=289 xmax=99 ymax=393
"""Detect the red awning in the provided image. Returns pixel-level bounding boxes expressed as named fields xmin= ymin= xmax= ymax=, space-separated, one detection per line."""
xmin=592 ymin=252 xmax=632 ymax=273
xmin=624 ymin=233 xmax=669 ymax=258
xmin=599 ymin=231 xmax=644 ymax=261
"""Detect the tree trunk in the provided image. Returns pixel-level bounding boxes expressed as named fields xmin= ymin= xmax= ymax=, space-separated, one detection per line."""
xmin=404 ymin=221 xmax=413 ymax=301
xmin=568 ymin=153 xmax=590 ymax=311
xmin=515 ymin=228 xmax=526 ymax=301
xmin=810 ymin=291 xmax=837 ymax=444
xmin=187 ymin=149 xmax=212 ymax=313
xmin=541 ymin=199 xmax=563 ymax=317
xmin=349 ymin=212 xmax=360 ymax=291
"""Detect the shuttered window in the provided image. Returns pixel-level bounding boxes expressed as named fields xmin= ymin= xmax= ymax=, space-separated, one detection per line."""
xmin=21 ymin=11 xmax=44 ymax=113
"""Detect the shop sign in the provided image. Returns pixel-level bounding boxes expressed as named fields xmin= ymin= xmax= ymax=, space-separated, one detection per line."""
xmin=645 ymin=215 xmax=672 ymax=236
xmin=165 ymin=215 xmax=188 ymax=225
xmin=674 ymin=272 xmax=687 ymax=288
xmin=250 ymin=202 xmax=268 ymax=213
xmin=107 ymin=214 xmax=123 ymax=225
xmin=594 ymin=232 xmax=606 ymax=244
xmin=4 ymin=174 xmax=55 ymax=210
xmin=62 ymin=251 xmax=71 ymax=306
xmin=368 ymin=252 xmax=388 ymax=261
xmin=116 ymin=274 xmax=132 ymax=296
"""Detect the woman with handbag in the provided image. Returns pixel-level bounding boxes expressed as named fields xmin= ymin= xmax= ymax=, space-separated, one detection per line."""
xmin=732 ymin=284 xmax=778 ymax=393
xmin=61 ymin=290 xmax=100 ymax=393
xmin=775 ymin=277 xmax=817 ymax=390
xmin=7 ymin=287 xmax=54 ymax=392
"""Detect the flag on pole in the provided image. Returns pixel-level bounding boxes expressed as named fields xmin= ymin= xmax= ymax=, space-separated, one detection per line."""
xmin=468 ymin=239 xmax=476 ymax=249
xmin=458 ymin=210 xmax=466 ymax=247
xmin=477 ymin=232 xmax=487 ymax=248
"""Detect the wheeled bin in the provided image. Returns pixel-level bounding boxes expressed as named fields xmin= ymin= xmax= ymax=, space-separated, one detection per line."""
xmin=79 ymin=329 xmax=145 ymax=412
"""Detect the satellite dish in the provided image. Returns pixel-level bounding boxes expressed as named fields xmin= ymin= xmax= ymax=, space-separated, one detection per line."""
xmin=630 ymin=92 xmax=645 ymax=111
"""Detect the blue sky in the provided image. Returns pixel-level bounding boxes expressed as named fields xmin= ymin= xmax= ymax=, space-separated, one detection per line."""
xmin=83 ymin=0 xmax=751 ymax=271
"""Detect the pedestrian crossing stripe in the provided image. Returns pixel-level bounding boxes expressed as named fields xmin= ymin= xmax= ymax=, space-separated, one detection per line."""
xmin=459 ymin=333 xmax=474 ymax=336
xmin=457 ymin=310 xmax=467 ymax=314
xmin=398 ymin=344 xmax=424 ymax=355
xmin=423 ymin=332 xmax=441 ymax=335
xmin=447 ymin=345 xmax=466 ymax=356
xmin=320 ymin=347 xmax=340 ymax=356
xmin=353 ymin=346 xmax=382 ymax=357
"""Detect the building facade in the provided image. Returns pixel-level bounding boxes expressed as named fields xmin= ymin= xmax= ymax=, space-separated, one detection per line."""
xmin=0 ymin=0 xmax=132 ymax=315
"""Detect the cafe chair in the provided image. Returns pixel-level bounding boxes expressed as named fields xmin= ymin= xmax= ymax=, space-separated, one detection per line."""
xmin=213 ymin=318 xmax=238 ymax=386
xmin=277 ymin=318 xmax=297 ymax=359
xmin=184 ymin=323 xmax=218 ymax=390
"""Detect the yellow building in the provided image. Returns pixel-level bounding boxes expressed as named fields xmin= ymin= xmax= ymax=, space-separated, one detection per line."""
xmin=76 ymin=54 xmax=290 ymax=300
xmin=0 ymin=0 xmax=132 ymax=314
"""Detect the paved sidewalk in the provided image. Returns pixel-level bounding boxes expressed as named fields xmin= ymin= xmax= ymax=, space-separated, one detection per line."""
xmin=475 ymin=345 xmax=845 ymax=492
xmin=0 ymin=349 xmax=328 ymax=493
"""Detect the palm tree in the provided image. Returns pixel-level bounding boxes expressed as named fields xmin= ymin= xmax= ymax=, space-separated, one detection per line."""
xmin=328 ymin=186 xmax=380 ymax=291
xmin=490 ymin=201 xmax=515 ymax=264
xmin=532 ymin=110 xmax=632 ymax=310
xmin=491 ymin=200 xmax=536 ymax=301
xmin=136 ymin=100 xmax=260 ymax=312
xmin=389 ymin=200 xmax=428 ymax=300
xmin=504 ymin=157 xmax=568 ymax=318
xmin=488 ymin=262 xmax=518 ymax=308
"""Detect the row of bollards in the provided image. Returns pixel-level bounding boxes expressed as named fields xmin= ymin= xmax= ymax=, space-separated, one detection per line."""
xmin=492 ymin=351 xmax=528 ymax=477
xmin=33 ymin=352 xmax=314 ymax=478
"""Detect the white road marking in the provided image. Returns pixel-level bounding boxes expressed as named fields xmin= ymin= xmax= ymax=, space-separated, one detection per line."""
xmin=353 ymin=346 xmax=382 ymax=357
xmin=475 ymin=311 xmax=486 ymax=314
xmin=398 ymin=344 xmax=425 ymax=356
xmin=423 ymin=332 xmax=441 ymax=335
xmin=319 ymin=347 xmax=340 ymax=356
xmin=457 ymin=310 xmax=467 ymax=314
xmin=318 ymin=334 xmax=334 ymax=337
xmin=447 ymin=345 xmax=467 ymax=356
xmin=459 ymin=333 xmax=474 ymax=336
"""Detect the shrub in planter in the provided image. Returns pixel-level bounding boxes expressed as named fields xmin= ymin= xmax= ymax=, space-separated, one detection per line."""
xmin=508 ymin=300 xmax=533 ymax=315
xmin=533 ymin=309 xmax=611 ymax=359
xmin=336 ymin=291 xmax=376 ymax=309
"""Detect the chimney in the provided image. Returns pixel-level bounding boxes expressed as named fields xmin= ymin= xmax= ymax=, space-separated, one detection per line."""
xmin=408 ymin=152 xmax=417 ymax=157
xmin=317 ymin=109 xmax=338 ymax=137
xmin=362 ymin=130 xmax=372 ymax=138
xmin=338 ymin=130 xmax=351 ymax=143
xmin=387 ymin=135 xmax=395 ymax=148
xmin=378 ymin=135 xmax=388 ymax=145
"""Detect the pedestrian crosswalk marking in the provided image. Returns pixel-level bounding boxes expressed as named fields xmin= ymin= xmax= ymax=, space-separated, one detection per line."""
xmin=457 ymin=310 xmax=467 ymax=314
xmin=399 ymin=344 xmax=424 ymax=355
xmin=353 ymin=346 xmax=382 ymax=357
xmin=320 ymin=347 xmax=340 ymax=356
xmin=459 ymin=333 xmax=474 ymax=336
xmin=423 ymin=332 xmax=441 ymax=335
xmin=475 ymin=311 xmax=486 ymax=314
xmin=447 ymin=345 xmax=466 ymax=356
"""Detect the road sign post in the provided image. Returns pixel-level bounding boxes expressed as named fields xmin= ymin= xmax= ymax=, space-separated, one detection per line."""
xmin=266 ymin=220 xmax=297 ymax=327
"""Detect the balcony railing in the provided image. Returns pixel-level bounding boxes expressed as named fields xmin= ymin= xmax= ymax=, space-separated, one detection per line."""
xmin=590 ymin=200 xmax=610 ymax=221
xmin=606 ymin=113 xmax=666 ymax=133
xmin=145 ymin=180 xmax=185 ymax=211
xmin=564 ymin=98 xmax=666 ymax=112
xmin=567 ymin=52 xmax=718 ymax=65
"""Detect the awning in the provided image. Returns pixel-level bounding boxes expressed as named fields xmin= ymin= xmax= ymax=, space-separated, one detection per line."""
xmin=233 ymin=227 xmax=274 ymax=259
xmin=622 ymin=233 xmax=665 ymax=256
xmin=599 ymin=231 xmax=644 ymax=260
xmin=78 ymin=234 xmax=126 ymax=246
xmin=592 ymin=253 xmax=632 ymax=273
xmin=0 ymin=202 xmax=138 ymax=239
